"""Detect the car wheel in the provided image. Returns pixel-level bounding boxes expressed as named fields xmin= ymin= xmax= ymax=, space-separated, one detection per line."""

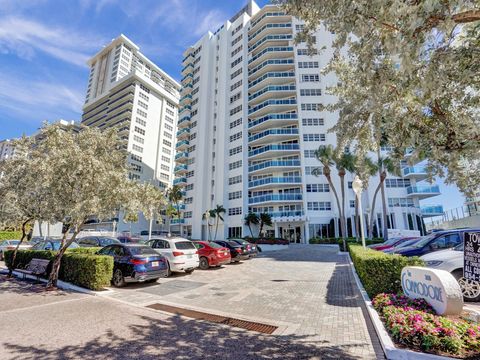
xmin=199 ymin=257 xmax=209 ymax=270
xmin=166 ymin=261 xmax=172 ymax=277
xmin=185 ymin=269 xmax=194 ymax=274
xmin=452 ymin=269 xmax=480 ymax=302
xmin=112 ymin=269 xmax=125 ymax=288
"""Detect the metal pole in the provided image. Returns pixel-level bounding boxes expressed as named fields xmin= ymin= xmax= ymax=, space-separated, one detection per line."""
xmin=148 ymin=214 xmax=153 ymax=241
xmin=358 ymin=195 xmax=366 ymax=248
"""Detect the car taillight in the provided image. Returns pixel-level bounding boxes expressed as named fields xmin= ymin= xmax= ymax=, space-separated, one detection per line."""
xmin=6 ymin=246 xmax=15 ymax=250
xmin=129 ymin=258 xmax=147 ymax=265
xmin=173 ymin=251 xmax=184 ymax=257
xmin=236 ymin=248 xmax=242 ymax=253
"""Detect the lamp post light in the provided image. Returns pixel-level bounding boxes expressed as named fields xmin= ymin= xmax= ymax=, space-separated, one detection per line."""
xmin=352 ymin=176 xmax=366 ymax=249
xmin=204 ymin=210 xmax=210 ymax=241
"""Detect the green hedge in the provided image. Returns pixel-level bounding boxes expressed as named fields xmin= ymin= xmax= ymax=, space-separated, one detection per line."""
xmin=349 ymin=244 xmax=424 ymax=298
xmin=67 ymin=247 xmax=102 ymax=255
xmin=308 ymin=237 xmax=384 ymax=250
xmin=4 ymin=250 xmax=113 ymax=291
xmin=0 ymin=231 xmax=22 ymax=241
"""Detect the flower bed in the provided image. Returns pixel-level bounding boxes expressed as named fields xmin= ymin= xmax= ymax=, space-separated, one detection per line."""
xmin=373 ymin=293 xmax=480 ymax=358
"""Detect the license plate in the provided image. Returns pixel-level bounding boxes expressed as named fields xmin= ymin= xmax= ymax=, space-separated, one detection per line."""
xmin=187 ymin=254 xmax=192 ymax=259
xmin=151 ymin=261 xmax=159 ymax=267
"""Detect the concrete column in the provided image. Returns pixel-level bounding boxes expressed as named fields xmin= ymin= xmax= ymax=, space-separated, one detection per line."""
xmin=274 ymin=222 xmax=279 ymax=238
xmin=304 ymin=222 xmax=310 ymax=244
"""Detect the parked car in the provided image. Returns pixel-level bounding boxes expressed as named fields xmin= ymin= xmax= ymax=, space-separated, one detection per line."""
xmin=77 ymin=236 xmax=121 ymax=247
xmin=31 ymin=240 xmax=80 ymax=251
xmin=192 ymin=241 xmax=231 ymax=270
xmin=98 ymin=243 xmax=168 ymax=287
xmin=383 ymin=238 xmax=422 ymax=254
xmin=0 ymin=240 xmax=32 ymax=260
xmin=145 ymin=236 xmax=199 ymax=276
xmin=395 ymin=229 xmax=474 ymax=257
xmin=213 ymin=240 xmax=249 ymax=263
xmin=368 ymin=237 xmax=418 ymax=251
xmin=230 ymin=239 xmax=258 ymax=257
xmin=117 ymin=234 xmax=142 ymax=243
xmin=139 ymin=230 xmax=170 ymax=241
xmin=421 ymin=242 xmax=480 ymax=302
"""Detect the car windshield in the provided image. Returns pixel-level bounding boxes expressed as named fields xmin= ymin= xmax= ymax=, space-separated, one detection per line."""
xmin=128 ymin=246 xmax=158 ymax=256
xmin=175 ymin=241 xmax=196 ymax=250
xmin=413 ymin=234 xmax=437 ymax=248
xmin=99 ymin=237 xmax=120 ymax=246
xmin=227 ymin=241 xmax=241 ymax=247
xmin=382 ymin=238 xmax=399 ymax=246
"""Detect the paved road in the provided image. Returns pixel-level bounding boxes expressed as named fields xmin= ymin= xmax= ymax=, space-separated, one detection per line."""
xmin=0 ymin=245 xmax=383 ymax=359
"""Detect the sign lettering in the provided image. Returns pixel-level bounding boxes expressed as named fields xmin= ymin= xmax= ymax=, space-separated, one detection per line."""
xmin=464 ymin=232 xmax=480 ymax=282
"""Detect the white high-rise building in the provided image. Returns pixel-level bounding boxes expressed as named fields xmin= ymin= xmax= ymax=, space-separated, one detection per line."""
xmin=82 ymin=34 xmax=181 ymax=234
xmin=174 ymin=1 xmax=442 ymax=242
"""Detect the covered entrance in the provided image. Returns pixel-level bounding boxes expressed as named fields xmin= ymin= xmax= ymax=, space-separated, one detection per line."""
xmin=279 ymin=225 xmax=303 ymax=243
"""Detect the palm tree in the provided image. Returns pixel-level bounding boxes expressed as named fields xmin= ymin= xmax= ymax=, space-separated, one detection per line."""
xmin=354 ymin=157 xmax=377 ymax=241
xmin=258 ymin=213 xmax=273 ymax=238
xmin=313 ymin=145 xmax=345 ymax=247
xmin=368 ymin=154 xmax=400 ymax=240
xmin=202 ymin=209 xmax=216 ymax=241
xmin=212 ymin=204 xmax=226 ymax=241
xmin=244 ymin=212 xmax=259 ymax=238
xmin=166 ymin=185 xmax=183 ymax=235
xmin=165 ymin=204 xmax=178 ymax=235
xmin=335 ymin=151 xmax=357 ymax=238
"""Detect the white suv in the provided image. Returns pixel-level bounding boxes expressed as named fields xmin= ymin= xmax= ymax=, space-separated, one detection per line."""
xmin=421 ymin=243 xmax=480 ymax=302
xmin=146 ymin=237 xmax=199 ymax=276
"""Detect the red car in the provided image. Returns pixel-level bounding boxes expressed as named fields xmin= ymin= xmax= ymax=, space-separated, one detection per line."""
xmin=369 ymin=237 xmax=418 ymax=251
xmin=193 ymin=241 xmax=231 ymax=270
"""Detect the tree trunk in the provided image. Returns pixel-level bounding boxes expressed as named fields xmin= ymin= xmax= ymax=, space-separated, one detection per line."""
xmin=355 ymin=197 xmax=360 ymax=242
xmin=47 ymin=224 xmax=77 ymax=289
xmin=248 ymin=224 xmax=254 ymax=238
xmin=8 ymin=218 xmax=31 ymax=277
xmin=380 ymin=176 xmax=389 ymax=241
xmin=369 ymin=183 xmax=382 ymax=240
xmin=339 ymin=170 xmax=347 ymax=240
xmin=323 ymin=167 xmax=345 ymax=250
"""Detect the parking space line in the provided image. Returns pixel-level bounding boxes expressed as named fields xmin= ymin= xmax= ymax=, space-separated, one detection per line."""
xmin=0 ymin=296 xmax=89 ymax=315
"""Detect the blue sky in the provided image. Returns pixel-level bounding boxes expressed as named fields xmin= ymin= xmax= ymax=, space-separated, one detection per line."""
xmin=0 ymin=0 xmax=464 ymax=212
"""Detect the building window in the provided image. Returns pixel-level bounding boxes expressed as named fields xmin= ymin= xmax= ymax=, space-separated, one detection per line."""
xmin=230 ymin=92 xmax=241 ymax=103
xmin=306 ymin=184 xmax=329 ymax=192
xmin=229 ymin=131 xmax=242 ymax=142
xmin=300 ymin=89 xmax=322 ymax=96
xmin=132 ymin=144 xmax=143 ymax=153
xmin=133 ymin=135 xmax=144 ymax=144
xmin=229 ymin=145 xmax=242 ymax=156
xmin=301 ymin=103 xmax=322 ymax=111
xmin=307 ymin=202 xmax=332 ymax=211
xmin=303 ymin=134 xmax=326 ymax=141
xmin=297 ymin=48 xmax=318 ymax=55
xmin=301 ymin=74 xmax=320 ymax=82
xmin=304 ymin=150 xmax=316 ymax=158
xmin=228 ymin=227 xmax=242 ymax=238
xmin=228 ymin=191 xmax=242 ymax=200
xmin=228 ymin=175 xmax=242 ymax=185
xmin=230 ymin=105 xmax=242 ymax=116
xmin=298 ymin=61 xmax=319 ymax=68
xmin=302 ymin=118 xmax=324 ymax=126
xmin=231 ymin=68 xmax=242 ymax=80
xmin=231 ymin=80 xmax=242 ymax=91
xmin=229 ymin=160 xmax=242 ymax=170
xmin=385 ymin=179 xmax=411 ymax=188
xmin=161 ymin=155 xmax=170 ymax=163
xmin=163 ymin=139 xmax=172 ymax=147
xmin=134 ymin=126 xmax=145 ymax=136
xmin=388 ymin=198 xmax=415 ymax=207
xmin=184 ymin=211 xmax=192 ymax=218
xmin=228 ymin=207 xmax=242 ymax=216
xmin=136 ymin=117 xmax=146 ymax=126
xmin=231 ymin=56 xmax=243 ymax=68
xmin=305 ymin=166 xmax=322 ymax=175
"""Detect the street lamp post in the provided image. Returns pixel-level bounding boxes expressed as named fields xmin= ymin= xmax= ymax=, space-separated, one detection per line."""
xmin=352 ymin=176 xmax=366 ymax=249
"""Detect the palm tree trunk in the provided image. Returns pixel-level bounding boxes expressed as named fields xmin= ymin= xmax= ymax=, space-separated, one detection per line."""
xmin=369 ymin=183 xmax=381 ymax=239
xmin=380 ymin=179 xmax=389 ymax=241
xmin=248 ymin=224 xmax=253 ymax=238
xmin=339 ymin=173 xmax=347 ymax=239
xmin=214 ymin=217 xmax=219 ymax=241
xmin=324 ymin=171 xmax=345 ymax=250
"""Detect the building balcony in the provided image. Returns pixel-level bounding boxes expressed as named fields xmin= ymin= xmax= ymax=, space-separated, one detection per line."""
xmin=181 ymin=63 xmax=194 ymax=76
xmin=175 ymin=204 xmax=186 ymax=210
xmin=177 ymin=116 xmax=191 ymax=129
xmin=421 ymin=205 xmax=444 ymax=217
xmin=180 ymin=94 xmax=192 ymax=104
xmin=249 ymin=34 xmax=293 ymax=54
xmin=248 ymin=98 xmax=297 ymax=117
xmin=248 ymin=143 xmax=300 ymax=160
xmin=248 ymin=193 xmax=303 ymax=205
xmin=248 ymin=84 xmax=296 ymax=104
xmin=254 ymin=210 xmax=305 ymax=219
xmin=176 ymin=128 xmax=190 ymax=140
xmin=248 ymin=71 xmax=295 ymax=92
xmin=248 ymin=176 xmax=302 ymax=190
xmin=248 ymin=160 xmax=301 ymax=175
xmin=174 ymin=164 xmax=188 ymax=174
xmin=173 ymin=177 xmax=187 ymax=186
xmin=171 ymin=218 xmax=185 ymax=224
xmin=406 ymin=185 xmax=441 ymax=199
xmin=249 ymin=8 xmax=290 ymax=31
xmin=402 ymin=166 xmax=428 ymax=181
xmin=182 ymin=52 xmax=194 ymax=65
xmin=181 ymin=73 xmax=193 ymax=85
xmin=248 ymin=113 xmax=298 ymax=131
xmin=248 ymin=23 xmax=292 ymax=45
xmin=175 ymin=152 xmax=189 ymax=163
xmin=181 ymin=84 xmax=193 ymax=95
xmin=179 ymin=105 xmax=191 ymax=115
xmin=175 ymin=140 xmax=190 ymax=151
xmin=248 ymin=58 xmax=295 ymax=79
xmin=248 ymin=128 xmax=299 ymax=146
xmin=248 ymin=46 xmax=294 ymax=68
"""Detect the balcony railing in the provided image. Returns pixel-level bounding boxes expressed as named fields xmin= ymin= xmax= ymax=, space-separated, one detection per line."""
xmin=248 ymin=113 xmax=298 ymax=129
xmin=176 ymin=140 xmax=190 ymax=149
xmin=249 ymin=58 xmax=295 ymax=77
xmin=179 ymin=105 xmax=191 ymax=114
xmin=421 ymin=205 xmax=444 ymax=215
xmin=180 ymin=94 xmax=192 ymax=103
xmin=176 ymin=128 xmax=190 ymax=138
xmin=174 ymin=164 xmax=188 ymax=172
xmin=171 ymin=218 xmax=185 ymax=224
xmin=249 ymin=23 xmax=292 ymax=43
xmin=181 ymin=63 xmax=194 ymax=73
xmin=254 ymin=210 xmax=304 ymax=218
xmin=175 ymin=152 xmax=189 ymax=160
xmin=248 ymin=143 xmax=300 ymax=157
xmin=248 ymin=176 xmax=302 ymax=188
xmin=248 ymin=46 xmax=294 ymax=65
xmin=248 ymin=71 xmax=295 ymax=89
xmin=406 ymin=185 xmax=440 ymax=195
xmin=249 ymin=34 xmax=293 ymax=52
xmin=249 ymin=85 xmax=296 ymax=102
xmin=248 ymin=128 xmax=298 ymax=142
xmin=402 ymin=166 xmax=427 ymax=176
xmin=250 ymin=11 xmax=287 ymax=29
xmin=248 ymin=194 xmax=302 ymax=204
xmin=248 ymin=160 xmax=301 ymax=173
xmin=249 ymin=99 xmax=297 ymax=115
xmin=173 ymin=177 xmax=187 ymax=185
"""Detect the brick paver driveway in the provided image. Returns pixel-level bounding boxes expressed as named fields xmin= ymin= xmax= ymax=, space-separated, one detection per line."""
xmin=104 ymin=244 xmax=383 ymax=359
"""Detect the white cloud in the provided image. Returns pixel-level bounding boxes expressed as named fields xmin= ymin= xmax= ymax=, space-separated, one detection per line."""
xmin=194 ymin=9 xmax=226 ymax=37
xmin=0 ymin=16 xmax=105 ymax=67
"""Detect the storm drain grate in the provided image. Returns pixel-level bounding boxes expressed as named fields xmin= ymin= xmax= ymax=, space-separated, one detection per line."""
xmin=146 ymin=303 xmax=278 ymax=334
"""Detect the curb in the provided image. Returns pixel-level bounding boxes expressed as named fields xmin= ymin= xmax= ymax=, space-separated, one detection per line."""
xmin=0 ymin=267 xmax=114 ymax=296
xmin=347 ymin=254 xmax=455 ymax=360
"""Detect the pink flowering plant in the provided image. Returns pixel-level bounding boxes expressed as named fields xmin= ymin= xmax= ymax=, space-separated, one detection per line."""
xmin=373 ymin=293 xmax=480 ymax=356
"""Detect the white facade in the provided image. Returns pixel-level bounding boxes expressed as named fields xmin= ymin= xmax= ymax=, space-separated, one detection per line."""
xmin=81 ymin=34 xmax=181 ymax=234
xmin=0 ymin=139 xmax=15 ymax=161
xmin=174 ymin=1 xmax=441 ymax=242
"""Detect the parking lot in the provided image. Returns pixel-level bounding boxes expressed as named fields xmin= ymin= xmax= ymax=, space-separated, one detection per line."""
xmin=99 ymin=244 xmax=382 ymax=359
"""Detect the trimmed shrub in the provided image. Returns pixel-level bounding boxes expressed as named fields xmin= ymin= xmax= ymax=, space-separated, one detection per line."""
xmin=0 ymin=231 xmax=22 ymax=241
xmin=4 ymin=250 xmax=113 ymax=291
xmin=67 ymin=247 xmax=102 ymax=255
xmin=349 ymin=244 xmax=424 ymax=298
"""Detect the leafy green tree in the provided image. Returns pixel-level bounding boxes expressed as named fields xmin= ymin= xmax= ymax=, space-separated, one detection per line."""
xmin=166 ymin=184 xmax=183 ymax=234
xmin=258 ymin=213 xmax=273 ymax=238
xmin=279 ymin=0 xmax=480 ymax=195
xmin=133 ymin=182 xmax=166 ymax=240
xmin=165 ymin=204 xmax=178 ymax=235
xmin=244 ymin=212 xmax=259 ymax=238
xmin=212 ymin=204 xmax=226 ymax=241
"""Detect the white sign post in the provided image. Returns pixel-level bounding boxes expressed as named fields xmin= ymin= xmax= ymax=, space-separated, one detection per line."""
xmin=401 ymin=266 xmax=463 ymax=315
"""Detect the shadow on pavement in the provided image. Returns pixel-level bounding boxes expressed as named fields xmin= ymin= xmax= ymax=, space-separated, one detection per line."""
xmin=3 ymin=313 xmax=367 ymax=360
xmin=257 ymin=244 xmax=340 ymax=263
xmin=0 ymin=275 xmax=70 ymax=297
xmin=326 ymin=263 xmax=359 ymax=308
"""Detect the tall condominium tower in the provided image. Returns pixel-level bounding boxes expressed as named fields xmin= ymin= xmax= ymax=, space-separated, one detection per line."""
xmin=82 ymin=34 xmax=181 ymax=234
xmin=174 ymin=1 xmax=442 ymax=241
